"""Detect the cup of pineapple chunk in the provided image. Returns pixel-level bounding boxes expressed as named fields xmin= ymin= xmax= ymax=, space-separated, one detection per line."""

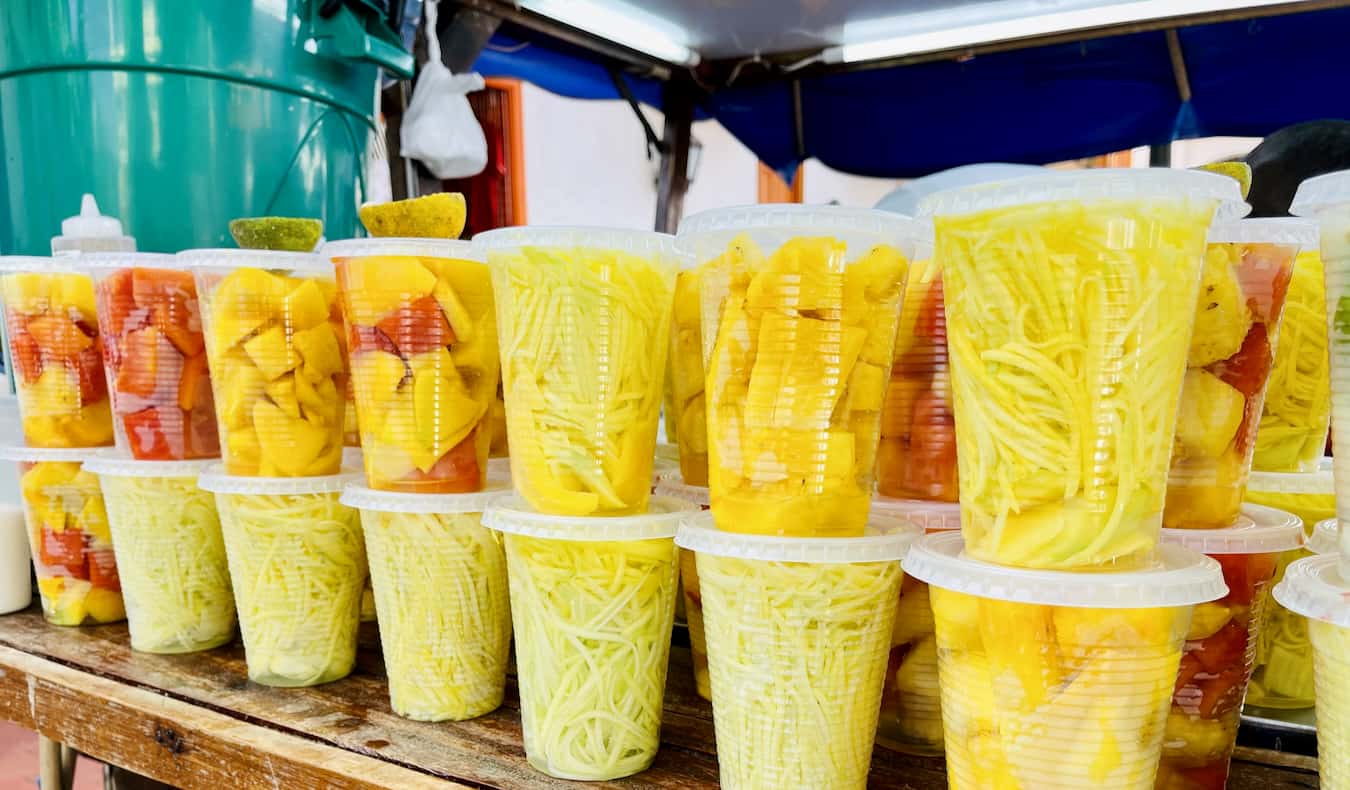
xmin=905 ymin=531 xmax=1226 ymax=790
xmin=676 ymin=511 xmax=919 ymax=789
xmin=920 ymin=169 xmax=1246 ymax=569
xmin=678 ymin=206 xmax=918 ymax=538
xmin=326 ymin=238 xmax=497 ymax=494
xmin=182 ymin=250 xmax=347 ymax=477
xmin=342 ymin=482 xmax=511 ymax=721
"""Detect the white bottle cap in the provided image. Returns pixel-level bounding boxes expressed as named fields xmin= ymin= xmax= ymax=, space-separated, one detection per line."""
xmin=51 ymin=194 xmax=136 ymax=255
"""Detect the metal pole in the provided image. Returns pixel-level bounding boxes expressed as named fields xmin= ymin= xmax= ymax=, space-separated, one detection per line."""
xmin=655 ymin=77 xmax=695 ymax=233
xmin=1150 ymin=143 xmax=1172 ymax=167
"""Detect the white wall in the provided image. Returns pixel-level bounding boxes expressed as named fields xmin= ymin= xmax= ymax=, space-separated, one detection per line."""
xmin=801 ymin=160 xmax=902 ymax=209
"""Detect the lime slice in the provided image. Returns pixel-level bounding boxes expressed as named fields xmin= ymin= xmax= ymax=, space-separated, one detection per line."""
xmin=1195 ymin=162 xmax=1252 ymax=201
xmin=229 ymin=217 xmax=323 ymax=251
xmin=359 ymin=193 xmax=467 ymax=239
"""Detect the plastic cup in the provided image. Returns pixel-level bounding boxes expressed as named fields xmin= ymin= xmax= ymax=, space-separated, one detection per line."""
xmin=0 ymin=445 xmax=124 ymax=625
xmin=84 ymin=253 xmax=220 ymax=460
xmin=81 ymin=455 xmax=233 ymax=653
xmin=905 ymin=530 xmax=1227 ymax=789
xmin=654 ymin=474 xmax=711 ymax=701
xmin=679 ymin=206 xmax=918 ymax=537
xmin=1156 ymin=505 xmax=1303 ymax=788
xmin=1272 ymin=553 xmax=1350 ymax=789
xmin=1164 ymin=220 xmax=1315 ymax=529
xmin=676 ymin=512 xmax=919 ymax=789
xmin=342 ymin=483 xmax=511 ymax=722
xmin=1252 ymin=247 xmax=1331 ymax=473
xmin=199 ymin=469 xmax=364 ymax=687
xmin=325 ymin=239 xmax=497 ymax=494
xmin=919 ymin=169 xmax=1246 ymax=569
xmin=475 ymin=227 xmax=678 ymax=517
xmin=181 ymin=250 xmax=347 ymax=477
xmin=668 ymin=261 xmax=709 ymax=486
xmin=483 ymin=496 xmax=694 ymax=780
xmin=869 ymin=497 xmax=961 ymax=756
xmin=0 ymin=257 xmax=113 ymax=447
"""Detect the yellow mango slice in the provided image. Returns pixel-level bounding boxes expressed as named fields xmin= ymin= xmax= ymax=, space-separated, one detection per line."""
xmin=243 ymin=326 xmax=301 ymax=381
xmin=208 ymin=268 xmax=288 ymax=348
xmin=351 ymin=350 xmax=408 ymax=420
xmin=292 ymin=323 xmax=344 ymax=379
xmin=76 ymin=493 xmax=110 ymax=545
xmin=743 ymin=313 xmax=864 ymax=431
xmin=341 ymin=257 xmax=438 ymax=325
xmin=302 ymin=441 xmax=345 ymax=476
xmin=84 ymin=588 xmax=127 ymax=623
xmin=26 ymin=366 xmax=81 ymax=417
xmin=253 ymin=400 xmax=326 ymax=475
xmin=264 ymin=374 xmax=302 ymax=419
xmin=432 ymin=279 xmax=474 ymax=342
xmin=412 ymin=368 xmax=480 ymax=454
xmin=313 ymin=377 xmax=340 ymax=423
xmin=282 ymin=279 xmax=331 ymax=331
xmin=2 ymin=273 xmax=51 ymax=314
xmin=52 ymin=274 xmax=99 ymax=322
xmin=226 ymin=426 xmax=261 ymax=472
xmin=219 ymin=353 xmax=266 ymax=430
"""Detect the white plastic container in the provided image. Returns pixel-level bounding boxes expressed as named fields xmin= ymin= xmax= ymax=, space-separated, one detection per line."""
xmin=0 ymin=503 xmax=31 ymax=614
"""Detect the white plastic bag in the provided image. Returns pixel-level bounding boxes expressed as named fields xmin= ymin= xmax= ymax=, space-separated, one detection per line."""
xmin=400 ymin=0 xmax=488 ymax=179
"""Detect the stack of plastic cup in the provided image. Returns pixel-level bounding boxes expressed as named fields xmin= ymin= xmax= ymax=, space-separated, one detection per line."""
xmin=667 ymin=258 xmax=708 ymax=486
xmin=654 ymin=472 xmax=711 ymax=700
xmin=81 ymin=454 xmax=233 ymax=653
xmin=484 ymin=496 xmax=695 ymax=780
xmin=1156 ymin=504 xmax=1303 ymax=788
xmin=199 ymin=468 xmax=364 ymax=687
xmin=868 ymin=496 xmax=961 ymax=756
xmin=1163 ymin=219 xmax=1315 ymax=529
xmin=677 ymin=206 xmax=919 ymax=538
xmin=905 ymin=531 xmax=1227 ymax=788
xmin=341 ymin=483 xmax=511 ymax=721
xmin=0 ymin=445 xmax=123 ymax=625
xmin=918 ymin=169 xmax=1245 ymax=569
xmin=676 ymin=512 xmax=919 ymax=788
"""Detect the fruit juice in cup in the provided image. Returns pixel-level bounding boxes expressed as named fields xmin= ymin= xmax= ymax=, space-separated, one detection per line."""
xmin=654 ymin=473 xmax=711 ymax=700
xmin=85 ymin=253 xmax=220 ymax=460
xmin=0 ymin=445 xmax=123 ymax=625
xmin=869 ymin=497 xmax=961 ymax=756
xmin=82 ymin=455 xmax=233 ymax=653
xmin=182 ymin=250 xmax=347 ymax=477
xmin=904 ymin=531 xmax=1227 ymax=790
xmin=199 ymin=469 xmax=365 ymax=687
xmin=1273 ymin=553 xmax=1350 ymax=790
xmin=668 ymin=260 xmax=708 ymax=486
xmin=1156 ymin=505 xmax=1303 ymax=789
xmin=484 ymin=496 xmax=695 ymax=780
xmin=0 ymin=258 xmax=113 ymax=447
xmin=326 ymin=239 xmax=497 ymax=494
xmin=676 ymin=512 xmax=919 ymax=789
xmin=919 ymin=169 xmax=1246 ymax=569
xmin=342 ymin=483 xmax=511 ymax=721
xmin=679 ymin=206 xmax=918 ymax=537
xmin=1164 ymin=220 xmax=1314 ymax=529
xmin=878 ymin=234 xmax=958 ymax=502
xmin=1252 ymin=247 xmax=1330 ymax=473
xmin=476 ymin=228 xmax=679 ymax=517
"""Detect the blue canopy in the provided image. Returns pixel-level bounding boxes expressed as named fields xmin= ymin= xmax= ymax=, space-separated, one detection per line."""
xmin=474 ymin=6 xmax=1350 ymax=178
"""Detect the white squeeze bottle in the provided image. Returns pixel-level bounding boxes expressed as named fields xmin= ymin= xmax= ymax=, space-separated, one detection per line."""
xmin=50 ymin=193 xmax=136 ymax=255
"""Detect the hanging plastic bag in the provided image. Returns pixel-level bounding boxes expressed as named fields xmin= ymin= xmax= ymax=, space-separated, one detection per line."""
xmin=400 ymin=0 xmax=488 ymax=179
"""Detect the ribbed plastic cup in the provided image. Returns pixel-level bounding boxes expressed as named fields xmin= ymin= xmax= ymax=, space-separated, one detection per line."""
xmin=1165 ymin=220 xmax=1316 ymax=529
xmin=84 ymin=253 xmax=220 ymax=460
xmin=1156 ymin=505 xmax=1303 ymax=788
xmin=668 ymin=260 xmax=708 ymax=486
xmin=905 ymin=530 xmax=1227 ymax=789
xmin=1273 ymin=553 xmax=1350 ymax=789
xmin=199 ymin=468 xmax=364 ymax=687
xmin=0 ymin=445 xmax=123 ymax=625
xmin=182 ymin=250 xmax=347 ymax=477
xmin=655 ymin=474 xmax=712 ymax=700
xmin=1252 ymin=247 xmax=1330 ymax=473
xmin=484 ymin=496 xmax=695 ymax=780
xmin=82 ymin=455 xmax=232 ymax=653
xmin=0 ymin=258 xmax=113 ymax=447
xmin=869 ymin=497 xmax=961 ymax=757
xmin=676 ymin=512 xmax=919 ymax=790
xmin=919 ymin=169 xmax=1247 ymax=569
xmin=341 ymin=482 xmax=511 ymax=721
xmin=678 ymin=205 xmax=919 ymax=538
xmin=325 ymin=239 xmax=497 ymax=494
xmin=475 ymin=227 xmax=678 ymax=517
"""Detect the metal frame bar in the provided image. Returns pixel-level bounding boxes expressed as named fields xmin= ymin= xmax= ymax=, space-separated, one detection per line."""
xmin=654 ymin=76 xmax=695 ymax=233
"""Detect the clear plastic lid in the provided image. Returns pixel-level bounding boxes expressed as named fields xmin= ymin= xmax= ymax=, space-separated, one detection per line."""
xmin=1273 ymin=553 xmax=1350 ymax=628
xmin=78 ymin=251 xmax=179 ymax=270
xmin=904 ymin=531 xmax=1228 ymax=608
xmin=1208 ymin=217 xmax=1319 ymax=246
xmin=677 ymin=204 xmax=919 ymax=255
xmin=321 ymin=238 xmax=482 ymax=262
xmin=0 ymin=255 xmax=83 ymax=274
xmin=341 ymin=481 xmax=509 ymax=514
xmin=870 ymin=496 xmax=961 ymax=533
xmin=653 ymin=477 xmax=709 ymax=508
xmin=1310 ymin=518 xmax=1340 ymax=556
xmin=917 ymin=168 xmax=1250 ymax=222
xmin=1290 ymin=170 xmax=1350 ymax=217
xmin=483 ymin=495 xmax=696 ymax=541
xmin=51 ymin=195 xmax=135 ymax=255
xmin=676 ymin=511 xmax=920 ymax=564
xmin=1161 ymin=504 xmax=1304 ymax=555
xmin=81 ymin=453 xmax=216 ymax=479
xmin=177 ymin=248 xmax=329 ymax=273
xmin=486 ymin=457 xmax=512 ymax=482
xmin=1246 ymin=458 xmax=1334 ymax=495
xmin=197 ymin=466 xmax=358 ymax=495
xmin=473 ymin=226 xmax=679 ymax=258
xmin=0 ymin=444 xmax=99 ymax=463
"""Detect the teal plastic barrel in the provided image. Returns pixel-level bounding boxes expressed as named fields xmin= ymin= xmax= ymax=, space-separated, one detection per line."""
xmin=0 ymin=0 xmax=412 ymax=254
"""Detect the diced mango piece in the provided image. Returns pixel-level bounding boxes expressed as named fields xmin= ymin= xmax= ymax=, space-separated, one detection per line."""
xmin=339 ymin=257 xmax=438 ymax=325
xmin=76 ymin=494 xmax=111 ymax=544
xmin=431 ymin=279 xmax=474 ymax=342
xmin=243 ymin=326 xmax=300 ymax=381
xmin=84 ymin=587 xmax=126 ymax=623
xmin=253 ymin=400 xmax=327 ymax=475
xmin=25 ymin=366 xmax=81 ymax=417
xmin=351 ymin=350 xmax=408 ymax=416
xmin=218 ymin=353 xmax=267 ymax=430
xmin=292 ymin=323 xmax=344 ymax=379
xmin=52 ymin=274 xmax=99 ymax=322
xmin=2 ymin=273 xmax=51 ymax=314
xmin=208 ymin=268 xmax=289 ymax=348
xmin=743 ymin=313 xmax=864 ymax=431
xmin=226 ymin=426 xmax=261 ymax=472
xmin=265 ymin=374 xmax=302 ymax=419
xmin=282 ymin=279 xmax=331 ymax=331
xmin=412 ymin=368 xmax=480 ymax=454
xmin=1176 ymin=369 xmax=1244 ymax=458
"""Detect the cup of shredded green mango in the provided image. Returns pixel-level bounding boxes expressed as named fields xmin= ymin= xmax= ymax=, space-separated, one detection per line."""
xmin=83 ymin=455 xmax=234 ymax=654
xmin=342 ymin=482 xmax=511 ymax=722
xmin=484 ymin=495 xmax=695 ymax=780
xmin=200 ymin=468 xmax=365 ymax=687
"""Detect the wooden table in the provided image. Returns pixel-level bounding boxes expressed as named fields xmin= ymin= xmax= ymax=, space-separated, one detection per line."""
xmin=0 ymin=609 xmax=1319 ymax=788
